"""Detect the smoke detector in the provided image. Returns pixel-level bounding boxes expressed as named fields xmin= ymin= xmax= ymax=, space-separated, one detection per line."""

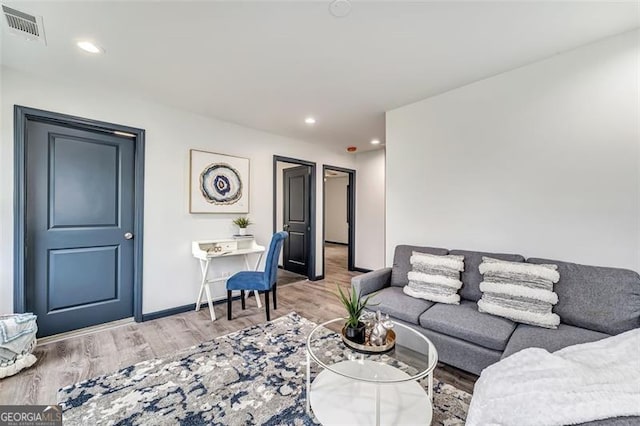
xmin=2 ymin=5 xmax=46 ymax=45
xmin=329 ymin=0 xmax=352 ymax=18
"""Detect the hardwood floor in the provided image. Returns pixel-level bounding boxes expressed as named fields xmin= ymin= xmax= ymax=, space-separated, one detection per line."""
xmin=276 ymin=268 xmax=307 ymax=286
xmin=0 ymin=243 xmax=476 ymax=405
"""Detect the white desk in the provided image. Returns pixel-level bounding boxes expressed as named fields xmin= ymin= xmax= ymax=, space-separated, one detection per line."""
xmin=192 ymin=237 xmax=266 ymax=321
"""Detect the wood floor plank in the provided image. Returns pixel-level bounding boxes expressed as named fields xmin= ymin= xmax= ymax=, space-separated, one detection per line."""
xmin=0 ymin=243 xmax=476 ymax=404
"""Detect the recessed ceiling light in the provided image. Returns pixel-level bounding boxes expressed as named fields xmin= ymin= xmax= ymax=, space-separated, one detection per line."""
xmin=77 ymin=41 xmax=102 ymax=54
xmin=371 ymin=139 xmax=381 ymax=145
xmin=305 ymin=117 xmax=316 ymax=125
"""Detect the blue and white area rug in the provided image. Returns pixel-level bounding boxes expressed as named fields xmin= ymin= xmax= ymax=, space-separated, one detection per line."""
xmin=58 ymin=313 xmax=471 ymax=425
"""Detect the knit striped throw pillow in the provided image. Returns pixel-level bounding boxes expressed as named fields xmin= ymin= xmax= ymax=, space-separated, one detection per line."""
xmin=477 ymin=257 xmax=561 ymax=329
xmin=403 ymin=252 xmax=464 ymax=304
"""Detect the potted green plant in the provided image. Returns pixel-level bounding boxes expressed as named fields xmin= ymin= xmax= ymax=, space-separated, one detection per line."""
xmin=232 ymin=217 xmax=252 ymax=236
xmin=336 ymin=285 xmax=375 ymax=344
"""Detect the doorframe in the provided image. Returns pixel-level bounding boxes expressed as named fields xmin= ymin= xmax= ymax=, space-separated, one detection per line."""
xmin=272 ymin=155 xmax=317 ymax=280
xmin=322 ymin=165 xmax=356 ymax=273
xmin=13 ymin=106 xmax=146 ymax=322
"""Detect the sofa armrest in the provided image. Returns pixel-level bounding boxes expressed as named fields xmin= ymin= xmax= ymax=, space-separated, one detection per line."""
xmin=351 ymin=267 xmax=392 ymax=296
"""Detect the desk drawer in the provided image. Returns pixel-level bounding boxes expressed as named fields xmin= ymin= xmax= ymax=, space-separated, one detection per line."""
xmin=205 ymin=241 xmax=238 ymax=254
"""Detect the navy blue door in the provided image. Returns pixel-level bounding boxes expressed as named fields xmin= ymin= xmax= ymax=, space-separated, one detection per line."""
xmin=26 ymin=120 xmax=135 ymax=337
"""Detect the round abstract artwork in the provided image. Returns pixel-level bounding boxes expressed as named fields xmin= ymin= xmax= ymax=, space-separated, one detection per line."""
xmin=199 ymin=162 xmax=243 ymax=205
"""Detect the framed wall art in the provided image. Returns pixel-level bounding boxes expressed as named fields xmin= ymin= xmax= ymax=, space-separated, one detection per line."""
xmin=189 ymin=149 xmax=250 ymax=213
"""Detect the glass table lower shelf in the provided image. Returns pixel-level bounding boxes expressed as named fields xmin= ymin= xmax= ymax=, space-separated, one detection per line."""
xmin=305 ymin=318 xmax=438 ymax=426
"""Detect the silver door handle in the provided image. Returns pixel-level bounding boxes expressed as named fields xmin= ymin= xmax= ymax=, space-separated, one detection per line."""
xmin=124 ymin=232 xmax=134 ymax=240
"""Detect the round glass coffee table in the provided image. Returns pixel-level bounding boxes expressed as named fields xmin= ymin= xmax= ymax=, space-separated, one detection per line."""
xmin=305 ymin=317 xmax=438 ymax=426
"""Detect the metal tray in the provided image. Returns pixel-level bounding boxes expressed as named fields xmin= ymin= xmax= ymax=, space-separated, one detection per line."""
xmin=341 ymin=327 xmax=396 ymax=354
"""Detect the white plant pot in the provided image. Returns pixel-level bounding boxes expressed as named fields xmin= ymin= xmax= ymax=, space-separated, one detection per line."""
xmin=238 ymin=228 xmax=247 ymax=236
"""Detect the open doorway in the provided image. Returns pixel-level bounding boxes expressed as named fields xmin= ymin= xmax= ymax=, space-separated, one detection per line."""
xmin=273 ymin=156 xmax=316 ymax=283
xmin=323 ymin=165 xmax=355 ymax=278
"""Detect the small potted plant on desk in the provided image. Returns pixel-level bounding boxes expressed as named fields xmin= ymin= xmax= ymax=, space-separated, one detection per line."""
xmin=336 ymin=286 xmax=375 ymax=344
xmin=233 ymin=216 xmax=252 ymax=236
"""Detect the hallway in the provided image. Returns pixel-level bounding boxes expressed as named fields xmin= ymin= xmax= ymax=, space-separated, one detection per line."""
xmin=276 ymin=242 xmax=356 ymax=289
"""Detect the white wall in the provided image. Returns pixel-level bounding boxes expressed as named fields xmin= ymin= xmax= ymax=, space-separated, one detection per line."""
xmin=386 ymin=30 xmax=640 ymax=272
xmin=355 ymin=149 xmax=386 ymax=270
xmin=324 ymin=176 xmax=349 ymax=244
xmin=0 ymin=67 xmax=356 ymax=314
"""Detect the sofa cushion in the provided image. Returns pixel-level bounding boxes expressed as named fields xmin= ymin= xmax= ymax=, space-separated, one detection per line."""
xmin=502 ymin=323 xmax=610 ymax=358
xmin=391 ymin=245 xmax=448 ymax=287
xmin=528 ymin=258 xmax=640 ymax=335
xmin=418 ymin=300 xmax=516 ymax=351
xmin=450 ymin=249 xmax=525 ymax=302
xmin=401 ymin=319 xmax=504 ymax=376
xmin=369 ymin=286 xmax=434 ymax=325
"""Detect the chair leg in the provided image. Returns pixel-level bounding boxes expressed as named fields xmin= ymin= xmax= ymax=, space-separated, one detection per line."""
xmin=241 ymin=290 xmax=246 ymax=310
xmin=227 ymin=290 xmax=232 ymax=320
xmin=273 ymin=283 xmax=277 ymax=310
xmin=265 ymin=291 xmax=271 ymax=321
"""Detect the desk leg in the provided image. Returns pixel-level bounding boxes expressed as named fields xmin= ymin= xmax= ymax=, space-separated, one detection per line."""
xmin=253 ymin=253 xmax=264 ymax=271
xmin=247 ymin=253 xmax=262 ymax=308
xmin=253 ymin=253 xmax=264 ymax=308
xmin=195 ymin=259 xmax=209 ymax=313
xmin=243 ymin=254 xmax=263 ymax=308
xmin=204 ymin=283 xmax=215 ymax=321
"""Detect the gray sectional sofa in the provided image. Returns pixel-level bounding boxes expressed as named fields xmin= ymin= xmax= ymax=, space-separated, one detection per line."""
xmin=352 ymin=245 xmax=640 ymax=376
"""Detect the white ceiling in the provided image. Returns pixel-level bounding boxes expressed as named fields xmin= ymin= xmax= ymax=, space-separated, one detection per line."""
xmin=1 ymin=1 xmax=638 ymax=152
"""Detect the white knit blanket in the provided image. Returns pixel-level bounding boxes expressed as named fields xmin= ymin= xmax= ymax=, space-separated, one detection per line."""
xmin=467 ymin=329 xmax=640 ymax=426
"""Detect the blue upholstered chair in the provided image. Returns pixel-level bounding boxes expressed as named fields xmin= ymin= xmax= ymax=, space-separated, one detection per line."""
xmin=226 ymin=231 xmax=288 ymax=321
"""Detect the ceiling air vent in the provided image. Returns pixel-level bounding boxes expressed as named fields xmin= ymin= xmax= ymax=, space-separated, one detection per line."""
xmin=2 ymin=5 xmax=46 ymax=44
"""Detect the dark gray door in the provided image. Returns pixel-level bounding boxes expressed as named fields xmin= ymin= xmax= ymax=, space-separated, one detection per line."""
xmin=283 ymin=166 xmax=311 ymax=276
xmin=26 ymin=120 xmax=135 ymax=337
